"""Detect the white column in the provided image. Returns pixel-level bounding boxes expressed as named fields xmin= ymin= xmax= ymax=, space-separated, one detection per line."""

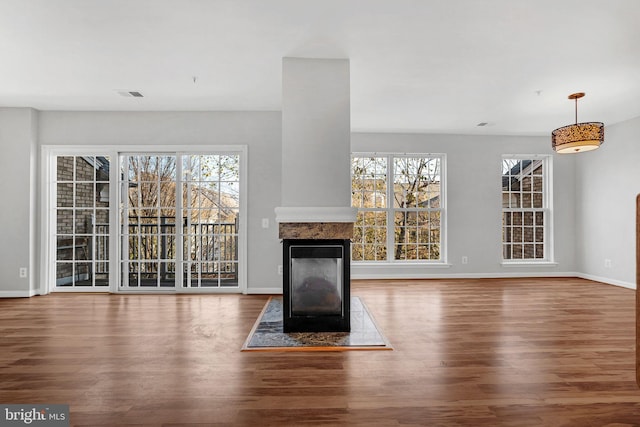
xmin=281 ymin=57 xmax=351 ymax=209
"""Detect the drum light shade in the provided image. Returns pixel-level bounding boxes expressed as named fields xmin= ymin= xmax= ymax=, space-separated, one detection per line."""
xmin=551 ymin=93 xmax=604 ymax=154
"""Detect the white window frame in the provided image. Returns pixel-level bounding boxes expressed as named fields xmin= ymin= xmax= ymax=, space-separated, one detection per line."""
xmin=351 ymin=152 xmax=447 ymax=264
xmin=501 ymin=154 xmax=554 ymax=265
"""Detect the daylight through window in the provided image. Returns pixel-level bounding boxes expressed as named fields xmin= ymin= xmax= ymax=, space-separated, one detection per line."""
xmin=501 ymin=156 xmax=550 ymax=261
xmin=351 ymin=154 xmax=444 ymax=262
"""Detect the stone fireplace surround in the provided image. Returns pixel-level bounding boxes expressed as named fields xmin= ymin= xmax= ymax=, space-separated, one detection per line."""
xmin=276 ymin=207 xmax=357 ymax=242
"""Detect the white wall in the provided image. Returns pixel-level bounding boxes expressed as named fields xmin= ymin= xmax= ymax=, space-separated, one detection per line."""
xmin=38 ymin=111 xmax=283 ymax=294
xmin=351 ymin=132 xmax=577 ymax=278
xmin=575 ymin=115 xmax=640 ymax=289
xmin=6 ymin=107 xmax=634 ymax=296
xmin=0 ymin=108 xmax=39 ymax=296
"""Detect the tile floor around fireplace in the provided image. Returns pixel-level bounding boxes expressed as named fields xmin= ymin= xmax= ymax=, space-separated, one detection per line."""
xmin=242 ymin=296 xmax=392 ymax=351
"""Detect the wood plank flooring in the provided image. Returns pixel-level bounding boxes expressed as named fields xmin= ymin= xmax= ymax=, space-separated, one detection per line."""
xmin=1 ymin=278 xmax=639 ymax=426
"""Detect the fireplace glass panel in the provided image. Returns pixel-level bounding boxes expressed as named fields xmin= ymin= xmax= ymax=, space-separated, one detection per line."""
xmin=291 ymin=258 xmax=342 ymax=316
xmin=289 ymin=245 xmax=343 ymax=317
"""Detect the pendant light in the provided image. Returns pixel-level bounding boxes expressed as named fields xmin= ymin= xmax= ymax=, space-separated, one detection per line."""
xmin=551 ymin=92 xmax=604 ymax=153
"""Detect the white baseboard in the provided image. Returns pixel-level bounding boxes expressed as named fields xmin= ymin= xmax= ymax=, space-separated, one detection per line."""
xmin=245 ymin=287 xmax=282 ymax=295
xmin=0 ymin=289 xmax=39 ymax=298
xmin=351 ymin=271 xmax=578 ymax=280
xmin=575 ymin=273 xmax=636 ymax=290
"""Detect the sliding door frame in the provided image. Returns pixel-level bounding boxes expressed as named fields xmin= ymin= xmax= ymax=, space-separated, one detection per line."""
xmin=40 ymin=145 xmax=248 ymax=294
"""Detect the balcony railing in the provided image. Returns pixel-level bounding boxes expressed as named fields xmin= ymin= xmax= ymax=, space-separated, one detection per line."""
xmin=92 ymin=217 xmax=238 ymax=279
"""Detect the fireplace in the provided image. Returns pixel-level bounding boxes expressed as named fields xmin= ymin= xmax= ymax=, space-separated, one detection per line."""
xmin=283 ymin=239 xmax=350 ymax=332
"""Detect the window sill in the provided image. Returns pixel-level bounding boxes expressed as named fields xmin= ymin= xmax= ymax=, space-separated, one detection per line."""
xmin=501 ymin=261 xmax=558 ymax=267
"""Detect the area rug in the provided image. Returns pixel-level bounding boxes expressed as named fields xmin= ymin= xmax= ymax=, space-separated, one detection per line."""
xmin=242 ymin=296 xmax=392 ymax=351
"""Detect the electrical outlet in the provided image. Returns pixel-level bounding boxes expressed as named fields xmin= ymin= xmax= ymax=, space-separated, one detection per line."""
xmin=19 ymin=267 xmax=27 ymax=278
xmin=604 ymin=259 xmax=612 ymax=268
xmin=461 ymin=256 xmax=468 ymax=265
xmin=278 ymin=265 xmax=283 ymax=275
xmin=261 ymin=218 xmax=269 ymax=228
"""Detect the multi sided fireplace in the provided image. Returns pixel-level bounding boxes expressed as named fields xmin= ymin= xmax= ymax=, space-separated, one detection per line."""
xmin=282 ymin=239 xmax=350 ymax=332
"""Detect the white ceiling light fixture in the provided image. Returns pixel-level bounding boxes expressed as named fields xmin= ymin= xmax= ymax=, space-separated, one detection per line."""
xmin=551 ymin=92 xmax=604 ymax=154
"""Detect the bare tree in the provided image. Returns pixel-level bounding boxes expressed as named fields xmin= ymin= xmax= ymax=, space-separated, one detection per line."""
xmin=393 ymin=157 xmax=440 ymax=260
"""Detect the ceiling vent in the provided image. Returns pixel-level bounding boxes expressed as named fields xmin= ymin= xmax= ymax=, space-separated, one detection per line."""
xmin=117 ymin=90 xmax=144 ymax=98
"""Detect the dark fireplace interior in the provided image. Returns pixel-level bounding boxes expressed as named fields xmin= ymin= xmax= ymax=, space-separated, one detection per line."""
xmin=282 ymin=239 xmax=350 ymax=332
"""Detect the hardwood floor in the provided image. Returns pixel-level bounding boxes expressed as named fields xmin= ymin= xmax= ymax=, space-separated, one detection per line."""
xmin=1 ymin=278 xmax=639 ymax=426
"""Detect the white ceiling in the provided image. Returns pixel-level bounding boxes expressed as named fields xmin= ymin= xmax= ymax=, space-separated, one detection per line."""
xmin=2 ymin=0 xmax=640 ymax=135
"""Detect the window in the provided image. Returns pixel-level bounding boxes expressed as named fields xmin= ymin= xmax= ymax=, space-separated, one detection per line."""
xmin=501 ymin=156 xmax=551 ymax=262
xmin=351 ymin=154 xmax=444 ymax=262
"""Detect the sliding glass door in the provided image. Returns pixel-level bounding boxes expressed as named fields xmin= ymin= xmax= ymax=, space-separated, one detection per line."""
xmin=120 ymin=154 xmax=178 ymax=288
xmin=119 ymin=153 xmax=240 ymax=290
xmin=54 ymin=155 xmax=111 ymax=288
xmin=47 ymin=148 xmax=244 ymax=293
xmin=181 ymin=154 xmax=240 ymax=288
